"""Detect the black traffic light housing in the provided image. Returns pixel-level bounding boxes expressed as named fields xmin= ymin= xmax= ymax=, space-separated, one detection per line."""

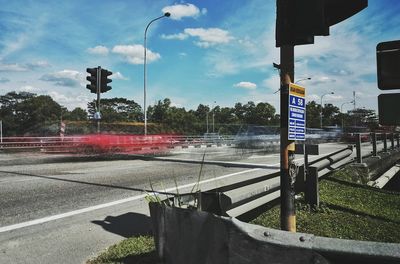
xmin=86 ymin=67 xmax=98 ymax=93
xmin=377 ymin=40 xmax=400 ymax=90
xmin=276 ymin=0 xmax=368 ymax=47
xmin=86 ymin=67 xmax=112 ymax=94
xmin=100 ymin=69 xmax=112 ymax=93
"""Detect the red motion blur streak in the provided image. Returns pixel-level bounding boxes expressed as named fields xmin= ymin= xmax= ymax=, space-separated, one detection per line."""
xmin=0 ymin=134 xmax=183 ymax=155
xmin=72 ymin=134 xmax=182 ymax=155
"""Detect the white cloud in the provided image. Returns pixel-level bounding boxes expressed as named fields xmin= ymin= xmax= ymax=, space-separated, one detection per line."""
xmin=47 ymin=91 xmax=91 ymax=110
xmin=0 ymin=60 xmax=50 ymax=72
xmin=309 ymin=76 xmax=337 ymax=85
xmin=162 ymin=28 xmax=233 ymax=48
xmin=40 ymin=70 xmax=84 ymax=87
xmin=184 ymin=28 xmax=234 ymax=47
xmin=26 ymin=60 xmax=51 ymax=70
xmin=19 ymin=85 xmax=38 ymax=92
xmin=161 ymin=33 xmax=188 ymax=40
xmin=234 ymin=81 xmax=257 ymax=90
xmin=162 ymin=3 xmax=205 ymax=20
xmin=87 ymin=45 xmax=109 ymax=55
xmin=111 ymin=71 xmax=128 ymax=80
xmin=0 ymin=62 xmax=27 ymax=72
xmin=112 ymin=45 xmax=160 ymax=64
xmin=206 ymin=54 xmax=239 ymax=76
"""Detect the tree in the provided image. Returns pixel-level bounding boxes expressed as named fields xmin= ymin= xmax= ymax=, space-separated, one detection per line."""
xmin=347 ymin=108 xmax=378 ymax=129
xmin=322 ymin=103 xmax=340 ymax=127
xmin=16 ymin=95 xmax=62 ymax=135
xmin=87 ymin=98 xmax=143 ymax=122
xmin=306 ymin=101 xmax=321 ymax=128
xmin=65 ymin=107 xmax=88 ymax=121
xmin=0 ymin=92 xmax=61 ymax=136
xmin=148 ymin=98 xmax=171 ymax=123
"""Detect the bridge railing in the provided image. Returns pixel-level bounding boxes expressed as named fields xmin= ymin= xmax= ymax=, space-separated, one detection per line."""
xmin=355 ymin=132 xmax=400 ymax=163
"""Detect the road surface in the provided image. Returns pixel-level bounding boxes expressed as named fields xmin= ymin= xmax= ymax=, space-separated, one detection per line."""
xmin=0 ymin=142 xmax=360 ymax=263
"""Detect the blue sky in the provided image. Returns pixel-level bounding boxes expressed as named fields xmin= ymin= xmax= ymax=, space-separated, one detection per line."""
xmin=0 ymin=0 xmax=399 ymax=114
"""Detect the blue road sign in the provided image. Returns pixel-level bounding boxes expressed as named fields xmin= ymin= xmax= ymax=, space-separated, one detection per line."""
xmin=288 ymin=83 xmax=306 ymax=141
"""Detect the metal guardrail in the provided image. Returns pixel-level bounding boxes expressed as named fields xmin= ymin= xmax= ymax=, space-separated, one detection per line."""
xmin=355 ymin=132 xmax=400 ymax=163
xmin=165 ymin=145 xmax=354 ymax=218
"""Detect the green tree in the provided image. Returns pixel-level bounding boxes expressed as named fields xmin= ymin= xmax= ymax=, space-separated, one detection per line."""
xmin=306 ymin=101 xmax=321 ymax=128
xmin=148 ymin=98 xmax=171 ymax=123
xmin=347 ymin=108 xmax=378 ymax=129
xmin=0 ymin=92 xmax=36 ymax=135
xmin=88 ymin=98 xmax=143 ymax=122
xmin=65 ymin=107 xmax=88 ymax=121
xmin=16 ymin=95 xmax=62 ymax=135
xmin=322 ymin=103 xmax=340 ymax=127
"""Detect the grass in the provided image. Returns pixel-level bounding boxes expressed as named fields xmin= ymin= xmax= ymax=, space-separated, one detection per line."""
xmin=251 ymin=167 xmax=400 ymax=243
xmin=88 ymin=167 xmax=400 ymax=263
xmin=86 ymin=236 xmax=158 ymax=264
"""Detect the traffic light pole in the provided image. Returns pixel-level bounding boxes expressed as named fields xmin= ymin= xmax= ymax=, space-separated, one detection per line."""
xmin=280 ymin=45 xmax=296 ymax=232
xmin=97 ymin=66 xmax=101 ymax=134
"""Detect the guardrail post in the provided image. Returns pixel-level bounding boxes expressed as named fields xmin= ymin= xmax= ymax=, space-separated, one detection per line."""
xmin=390 ymin=133 xmax=395 ymax=150
xmin=305 ymin=166 xmax=319 ymax=207
xmin=356 ymin=133 xmax=362 ymax=163
xmin=295 ymin=165 xmax=305 ymax=193
xmin=397 ymin=133 xmax=400 ymax=148
xmin=383 ymin=133 xmax=388 ymax=152
xmin=371 ymin=133 xmax=377 ymax=157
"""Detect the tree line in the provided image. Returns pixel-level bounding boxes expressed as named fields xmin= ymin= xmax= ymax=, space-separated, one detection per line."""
xmin=0 ymin=91 xmax=378 ymax=136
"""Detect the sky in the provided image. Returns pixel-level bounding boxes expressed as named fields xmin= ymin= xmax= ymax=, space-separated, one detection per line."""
xmin=0 ymin=0 xmax=399 ymax=114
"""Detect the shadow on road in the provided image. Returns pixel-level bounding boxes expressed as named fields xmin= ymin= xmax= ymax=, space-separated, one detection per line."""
xmin=92 ymin=212 xmax=152 ymax=238
xmin=0 ymin=170 xmax=176 ymax=196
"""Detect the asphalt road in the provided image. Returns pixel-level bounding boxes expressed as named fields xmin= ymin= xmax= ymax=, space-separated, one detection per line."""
xmin=0 ymin=142 xmax=360 ymax=263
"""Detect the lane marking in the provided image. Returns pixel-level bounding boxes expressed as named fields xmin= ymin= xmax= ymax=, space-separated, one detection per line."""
xmin=0 ymin=168 xmax=260 ymax=233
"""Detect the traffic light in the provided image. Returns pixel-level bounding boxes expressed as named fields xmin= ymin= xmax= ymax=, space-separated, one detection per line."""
xmin=377 ymin=40 xmax=400 ymax=90
xmin=276 ymin=0 xmax=368 ymax=47
xmin=100 ymin=69 xmax=112 ymax=93
xmin=86 ymin=67 xmax=98 ymax=93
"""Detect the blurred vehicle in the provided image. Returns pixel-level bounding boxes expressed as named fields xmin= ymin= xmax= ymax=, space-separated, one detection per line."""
xmin=234 ymin=126 xmax=279 ymax=149
xmin=342 ymin=126 xmax=370 ymax=142
xmin=305 ymin=128 xmax=323 ymax=141
xmin=203 ymin=132 xmax=223 ymax=144
xmin=322 ymin=126 xmax=343 ymax=141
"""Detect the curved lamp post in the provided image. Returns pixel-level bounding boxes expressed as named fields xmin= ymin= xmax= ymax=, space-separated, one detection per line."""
xmin=143 ymin=12 xmax=170 ymax=135
xmin=274 ymin=77 xmax=311 ymax=94
xmin=341 ymin=100 xmax=354 ymax=128
xmin=320 ymin=92 xmax=334 ymax=128
xmin=295 ymin=77 xmax=311 ymax=84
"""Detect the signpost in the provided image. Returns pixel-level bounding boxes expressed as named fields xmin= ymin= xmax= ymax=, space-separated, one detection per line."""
xmin=288 ymin=83 xmax=306 ymax=141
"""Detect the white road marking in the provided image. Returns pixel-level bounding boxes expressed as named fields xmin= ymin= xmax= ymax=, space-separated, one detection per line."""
xmin=0 ymin=168 xmax=260 ymax=233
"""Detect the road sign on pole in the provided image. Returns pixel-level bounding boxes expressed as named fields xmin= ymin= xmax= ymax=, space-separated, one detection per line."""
xmin=288 ymin=83 xmax=306 ymax=141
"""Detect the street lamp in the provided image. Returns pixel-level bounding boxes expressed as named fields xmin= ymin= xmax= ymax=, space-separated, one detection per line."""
xmin=320 ymin=92 xmax=334 ymax=128
xmin=212 ymin=101 xmax=216 ymax=133
xmin=340 ymin=100 xmax=354 ymax=128
xmin=274 ymin=77 xmax=311 ymax=94
xmin=295 ymin=77 xmax=311 ymax=84
xmin=143 ymin=12 xmax=170 ymax=135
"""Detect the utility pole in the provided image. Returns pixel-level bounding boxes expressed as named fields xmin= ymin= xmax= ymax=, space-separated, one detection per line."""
xmin=276 ymin=0 xmax=367 ymax=233
xmin=280 ymin=45 xmax=296 ymax=232
xmin=96 ymin=66 xmax=101 ymax=134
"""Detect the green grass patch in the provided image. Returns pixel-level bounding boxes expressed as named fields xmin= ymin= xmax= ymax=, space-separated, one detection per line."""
xmin=252 ymin=167 xmax=400 ymax=242
xmin=87 ymin=236 xmax=158 ymax=264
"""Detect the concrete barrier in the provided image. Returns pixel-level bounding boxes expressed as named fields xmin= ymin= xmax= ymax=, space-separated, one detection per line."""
xmin=150 ymin=203 xmax=400 ymax=264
